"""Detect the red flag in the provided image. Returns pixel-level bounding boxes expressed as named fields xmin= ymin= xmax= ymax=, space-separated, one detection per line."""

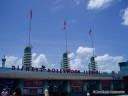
xmin=89 ymin=28 xmax=91 ymax=35
xmin=64 ymin=20 xmax=66 ymax=31
xmin=30 ymin=9 xmax=32 ymax=20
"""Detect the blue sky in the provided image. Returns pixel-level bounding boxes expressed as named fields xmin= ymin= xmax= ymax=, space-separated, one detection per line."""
xmin=0 ymin=0 xmax=128 ymax=72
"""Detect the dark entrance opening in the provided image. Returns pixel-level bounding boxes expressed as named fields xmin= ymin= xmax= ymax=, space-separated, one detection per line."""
xmin=48 ymin=80 xmax=64 ymax=96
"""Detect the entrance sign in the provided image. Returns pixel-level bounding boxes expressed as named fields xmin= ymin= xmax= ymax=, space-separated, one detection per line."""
xmin=11 ymin=66 xmax=100 ymax=75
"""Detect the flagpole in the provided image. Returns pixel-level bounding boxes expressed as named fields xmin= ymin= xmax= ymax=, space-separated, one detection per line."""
xmin=65 ymin=28 xmax=67 ymax=52
xmin=29 ymin=18 xmax=31 ymax=45
xmin=29 ymin=9 xmax=32 ymax=45
xmin=89 ymin=28 xmax=94 ymax=57
xmin=91 ymin=34 xmax=94 ymax=57
xmin=64 ymin=20 xmax=67 ymax=52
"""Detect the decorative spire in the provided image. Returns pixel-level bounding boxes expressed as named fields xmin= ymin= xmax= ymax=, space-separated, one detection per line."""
xmin=2 ymin=55 xmax=6 ymax=67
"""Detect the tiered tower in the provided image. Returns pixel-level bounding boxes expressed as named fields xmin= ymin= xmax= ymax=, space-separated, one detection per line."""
xmin=22 ymin=45 xmax=32 ymax=68
xmin=60 ymin=52 xmax=70 ymax=70
xmin=88 ymin=56 xmax=97 ymax=71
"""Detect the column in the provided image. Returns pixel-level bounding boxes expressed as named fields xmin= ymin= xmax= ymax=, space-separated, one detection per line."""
xmin=18 ymin=79 xmax=24 ymax=94
xmin=67 ymin=80 xmax=70 ymax=94
xmin=121 ymin=80 xmax=124 ymax=90
xmin=83 ymin=80 xmax=87 ymax=92
xmin=98 ymin=81 xmax=102 ymax=90
xmin=110 ymin=80 xmax=113 ymax=90
xmin=44 ymin=80 xmax=48 ymax=92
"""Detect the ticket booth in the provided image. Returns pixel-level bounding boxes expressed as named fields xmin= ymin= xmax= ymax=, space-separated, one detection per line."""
xmin=23 ymin=80 xmax=44 ymax=95
xmin=101 ymin=80 xmax=110 ymax=90
xmin=70 ymin=80 xmax=84 ymax=96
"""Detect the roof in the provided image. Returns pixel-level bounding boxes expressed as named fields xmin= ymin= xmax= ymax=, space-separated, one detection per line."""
xmin=0 ymin=67 xmax=113 ymax=80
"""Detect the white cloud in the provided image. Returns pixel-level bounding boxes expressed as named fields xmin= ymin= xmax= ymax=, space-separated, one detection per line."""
xmin=2 ymin=53 xmax=48 ymax=68
xmin=69 ymin=46 xmax=125 ymax=72
xmin=33 ymin=53 xmax=48 ymax=67
xmin=68 ymin=52 xmax=75 ymax=59
xmin=32 ymin=53 xmax=37 ymax=59
xmin=69 ymin=46 xmax=93 ymax=70
xmin=96 ymin=54 xmax=125 ymax=72
xmin=2 ymin=47 xmax=126 ymax=73
xmin=122 ymin=7 xmax=128 ymax=26
xmin=2 ymin=56 xmax=21 ymax=68
xmin=87 ymin=0 xmax=113 ymax=10
xmin=76 ymin=46 xmax=93 ymax=60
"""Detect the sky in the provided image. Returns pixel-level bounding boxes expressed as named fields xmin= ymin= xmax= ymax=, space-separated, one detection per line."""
xmin=0 ymin=0 xmax=128 ymax=72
